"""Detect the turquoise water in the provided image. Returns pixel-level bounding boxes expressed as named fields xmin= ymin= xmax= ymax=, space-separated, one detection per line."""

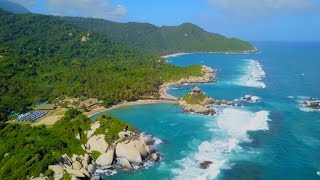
xmin=91 ymin=42 xmax=320 ymax=179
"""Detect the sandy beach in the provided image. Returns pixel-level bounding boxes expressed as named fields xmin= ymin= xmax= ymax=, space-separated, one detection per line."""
xmin=85 ymin=99 xmax=178 ymax=117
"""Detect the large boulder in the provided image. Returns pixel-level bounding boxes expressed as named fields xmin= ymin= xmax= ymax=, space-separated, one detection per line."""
xmin=139 ymin=134 xmax=155 ymax=145
xmin=118 ymin=131 xmax=132 ymax=139
xmin=150 ymin=153 xmax=160 ymax=162
xmin=87 ymin=164 xmax=96 ymax=175
xmin=145 ymin=145 xmax=154 ymax=154
xmin=96 ymin=147 xmax=114 ymax=166
xmin=129 ymin=140 xmax=148 ymax=158
xmin=116 ymin=141 xmax=142 ymax=164
xmin=64 ymin=168 xmax=85 ymax=178
xmin=202 ymin=97 xmax=215 ymax=105
xmin=86 ymin=135 xmax=109 ymax=153
xmin=72 ymin=161 xmax=82 ymax=170
xmin=118 ymin=158 xmax=132 ymax=171
xmin=48 ymin=165 xmax=64 ymax=180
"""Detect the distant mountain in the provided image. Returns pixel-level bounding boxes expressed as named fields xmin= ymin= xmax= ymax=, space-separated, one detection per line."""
xmin=0 ymin=0 xmax=30 ymax=14
xmin=64 ymin=17 xmax=256 ymax=54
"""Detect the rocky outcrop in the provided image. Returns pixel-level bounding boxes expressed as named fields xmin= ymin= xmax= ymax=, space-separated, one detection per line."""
xmin=115 ymin=140 xmax=143 ymax=164
xmin=177 ymin=65 xmax=216 ymax=84
xmin=96 ymin=147 xmax=114 ymax=167
xmin=118 ymin=158 xmax=133 ymax=171
xmin=179 ymin=100 xmax=215 ymax=115
xmin=86 ymin=135 xmax=109 ymax=153
xmin=199 ymin=161 xmax=213 ymax=169
xmin=242 ymin=95 xmax=261 ymax=103
xmin=304 ymin=101 xmax=320 ymax=110
xmin=45 ymin=121 xmax=161 ymax=179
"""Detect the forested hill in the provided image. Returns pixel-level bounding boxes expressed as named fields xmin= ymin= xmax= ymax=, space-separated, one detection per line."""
xmin=0 ymin=9 xmax=201 ymax=121
xmin=64 ymin=17 xmax=256 ymax=54
xmin=0 ymin=0 xmax=30 ymax=14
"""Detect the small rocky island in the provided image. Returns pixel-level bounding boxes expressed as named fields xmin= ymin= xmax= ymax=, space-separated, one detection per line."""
xmin=303 ymin=100 xmax=320 ymax=110
xmin=178 ymin=87 xmax=236 ymax=115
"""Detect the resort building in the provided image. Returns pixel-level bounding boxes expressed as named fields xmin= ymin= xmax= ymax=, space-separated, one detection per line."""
xmin=80 ymin=98 xmax=99 ymax=108
xmin=192 ymin=86 xmax=201 ymax=94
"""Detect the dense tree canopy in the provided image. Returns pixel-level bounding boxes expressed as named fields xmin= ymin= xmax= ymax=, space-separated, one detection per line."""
xmin=64 ymin=17 xmax=256 ymax=54
xmin=0 ymin=9 xmax=202 ymax=121
xmin=0 ymin=110 xmax=134 ymax=179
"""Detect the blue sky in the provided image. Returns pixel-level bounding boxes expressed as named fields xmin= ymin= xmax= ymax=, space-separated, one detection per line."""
xmin=11 ymin=0 xmax=320 ymax=41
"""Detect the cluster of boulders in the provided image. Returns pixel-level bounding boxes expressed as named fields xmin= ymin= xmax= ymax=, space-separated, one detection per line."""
xmin=179 ymin=100 xmax=215 ymax=115
xmin=179 ymin=95 xmax=237 ymax=115
xmin=42 ymin=121 xmax=160 ymax=179
xmin=242 ymin=95 xmax=261 ymax=103
xmin=176 ymin=65 xmax=216 ymax=84
xmin=303 ymin=101 xmax=320 ymax=110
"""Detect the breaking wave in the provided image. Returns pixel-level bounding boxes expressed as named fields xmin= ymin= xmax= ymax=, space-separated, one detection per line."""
xmin=237 ymin=60 xmax=266 ymax=88
xmin=173 ymin=108 xmax=270 ymax=180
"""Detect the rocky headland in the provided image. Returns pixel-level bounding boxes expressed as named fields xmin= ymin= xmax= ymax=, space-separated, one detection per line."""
xmin=176 ymin=65 xmax=216 ymax=84
xmin=33 ymin=116 xmax=161 ymax=180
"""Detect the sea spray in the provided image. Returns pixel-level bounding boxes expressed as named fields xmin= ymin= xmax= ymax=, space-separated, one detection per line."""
xmin=237 ymin=60 xmax=266 ymax=88
xmin=173 ymin=108 xmax=270 ymax=179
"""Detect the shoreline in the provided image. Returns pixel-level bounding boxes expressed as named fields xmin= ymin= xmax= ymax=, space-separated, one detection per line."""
xmin=86 ymin=99 xmax=178 ymax=118
xmin=161 ymin=48 xmax=259 ymax=58
xmin=87 ymin=65 xmax=216 ymax=118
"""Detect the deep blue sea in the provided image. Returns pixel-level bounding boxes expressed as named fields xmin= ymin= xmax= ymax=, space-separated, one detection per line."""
xmin=91 ymin=42 xmax=320 ymax=180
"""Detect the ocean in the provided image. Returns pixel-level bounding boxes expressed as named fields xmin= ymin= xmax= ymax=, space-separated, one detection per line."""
xmin=91 ymin=42 xmax=320 ymax=180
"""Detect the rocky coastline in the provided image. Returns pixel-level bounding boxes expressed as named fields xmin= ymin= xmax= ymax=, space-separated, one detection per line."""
xmin=32 ymin=120 xmax=161 ymax=180
xmin=176 ymin=65 xmax=216 ymax=84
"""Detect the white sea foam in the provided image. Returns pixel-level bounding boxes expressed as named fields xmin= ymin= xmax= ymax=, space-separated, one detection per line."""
xmin=161 ymin=53 xmax=191 ymax=58
xmin=288 ymin=96 xmax=320 ymax=112
xmin=173 ymin=108 xmax=270 ymax=180
xmin=237 ymin=60 xmax=266 ymax=88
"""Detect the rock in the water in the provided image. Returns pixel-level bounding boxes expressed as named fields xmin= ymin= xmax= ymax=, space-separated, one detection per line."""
xmin=243 ymin=95 xmax=261 ymax=103
xmin=118 ymin=158 xmax=132 ymax=171
xmin=116 ymin=141 xmax=142 ymax=164
xmin=304 ymin=101 xmax=320 ymax=109
xmin=199 ymin=161 xmax=213 ymax=169
xmin=150 ymin=153 xmax=160 ymax=162
xmin=145 ymin=145 xmax=154 ymax=154
xmin=96 ymin=147 xmax=114 ymax=166
xmin=48 ymin=165 xmax=64 ymax=180
xmin=86 ymin=135 xmax=109 ymax=153
xmin=139 ymin=133 xmax=155 ymax=145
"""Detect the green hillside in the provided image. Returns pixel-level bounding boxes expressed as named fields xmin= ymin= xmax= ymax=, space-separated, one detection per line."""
xmin=64 ymin=17 xmax=256 ymax=54
xmin=0 ymin=10 xmax=202 ymax=121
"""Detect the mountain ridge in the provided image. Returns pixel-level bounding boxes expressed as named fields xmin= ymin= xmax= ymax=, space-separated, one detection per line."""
xmin=0 ymin=0 xmax=30 ymax=14
xmin=63 ymin=17 xmax=256 ymax=54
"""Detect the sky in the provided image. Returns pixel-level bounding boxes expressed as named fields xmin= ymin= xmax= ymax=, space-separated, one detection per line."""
xmin=9 ymin=0 xmax=320 ymax=41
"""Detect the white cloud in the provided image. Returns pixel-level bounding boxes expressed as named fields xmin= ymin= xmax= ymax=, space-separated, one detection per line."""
xmin=46 ymin=0 xmax=127 ymax=19
xmin=207 ymin=0 xmax=316 ymax=17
